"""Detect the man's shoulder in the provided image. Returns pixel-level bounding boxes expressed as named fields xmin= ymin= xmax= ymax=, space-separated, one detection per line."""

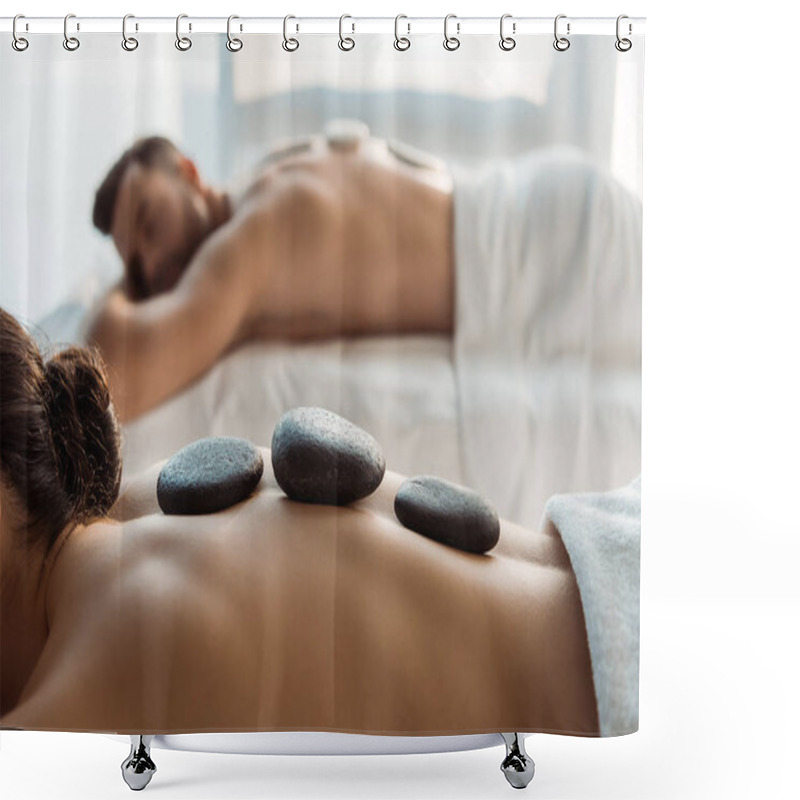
xmin=208 ymin=185 xmax=280 ymax=259
xmin=236 ymin=162 xmax=334 ymax=220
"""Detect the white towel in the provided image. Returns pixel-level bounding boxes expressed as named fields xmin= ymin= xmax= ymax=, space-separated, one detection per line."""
xmin=450 ymin=144 xmax=642 ymax=367
xmin=541 ymin=475 xmax=641 ymax=737
xmin=448 ymin=145 xmax=643 ymax=526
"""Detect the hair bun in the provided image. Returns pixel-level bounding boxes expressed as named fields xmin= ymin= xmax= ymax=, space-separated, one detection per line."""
xmin=43 ymin=346 xmax=123 ymax=523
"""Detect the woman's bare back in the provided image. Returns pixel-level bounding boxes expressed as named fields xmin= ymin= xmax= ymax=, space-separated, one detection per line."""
xmin=6 ymin=447 xmax=598 ymax=736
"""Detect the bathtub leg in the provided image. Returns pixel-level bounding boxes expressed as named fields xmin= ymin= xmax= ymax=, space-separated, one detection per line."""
xmin=121 ymin=735 xmax=157 ymax=791
xmin=499 ymin=733 xmax=535 ymax=789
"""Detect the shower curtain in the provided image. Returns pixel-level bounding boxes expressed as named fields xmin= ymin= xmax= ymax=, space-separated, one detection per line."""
xmin=0 ymin=17 xmax=643 ymax=740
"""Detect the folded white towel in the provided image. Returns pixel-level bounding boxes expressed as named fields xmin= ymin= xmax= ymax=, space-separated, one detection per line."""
xmin=541 ymin=475 xmax=641 ymax=737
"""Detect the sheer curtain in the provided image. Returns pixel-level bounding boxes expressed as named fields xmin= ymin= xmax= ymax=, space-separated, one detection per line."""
xmin=0 ymin=35 xmax=220 ymax=325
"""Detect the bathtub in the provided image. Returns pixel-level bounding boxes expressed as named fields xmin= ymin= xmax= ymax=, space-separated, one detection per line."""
xmin=104 ymin=731 xmax=535 ymax=790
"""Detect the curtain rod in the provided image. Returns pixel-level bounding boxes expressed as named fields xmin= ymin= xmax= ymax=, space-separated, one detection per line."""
xmin=1 ymin=16 xmax=646 ymax=37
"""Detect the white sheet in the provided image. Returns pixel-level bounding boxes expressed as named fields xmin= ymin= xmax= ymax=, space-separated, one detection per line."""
xmin=120 ymin=333 xmax=467 ymax=494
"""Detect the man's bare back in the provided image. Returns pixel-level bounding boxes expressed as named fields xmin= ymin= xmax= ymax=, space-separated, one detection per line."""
xmin=233 ymin=131 xmax=456 ymax=341
xmin=86 ymin=128 xmax=456 ymax=422
xmin=2 ymin=447 xmax=598 ymax=736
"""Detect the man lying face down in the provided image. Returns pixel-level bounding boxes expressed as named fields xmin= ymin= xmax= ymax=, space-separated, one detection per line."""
xmin=86 ymin=126 xmax=642 ymax=426
xmin=85 ymin=127 xmax=457 ymax=423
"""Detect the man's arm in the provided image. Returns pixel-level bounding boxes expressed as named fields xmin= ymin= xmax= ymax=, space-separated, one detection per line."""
xmin=84 ymin=227 xmax=255 ymax=424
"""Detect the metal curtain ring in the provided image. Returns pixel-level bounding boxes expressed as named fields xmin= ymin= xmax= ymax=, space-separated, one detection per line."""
xmin=12 ymin=14 xmax=29 ymax=51
xmin=394 ymin=14 xmax=410 ymax=50
xmin=553 ymin=14 xmax=570 ymax=51
xmin=615 ymin=14 xmax=632 ymax=51
xmin=282 ymin=14 xmax=299 ymax=51
xmin=63 ymin=14 xmax=80 ymax=51
xmin=499 ymin=13 xmax=515 ymax=51
xmin=122 ymin=14 xmax=138 ymax=51
xmin=338 ymin=14 xmax=355 ymax=51
xmin=226 ymin=15 xmax=243 ymax=52
xmin=176 ymin=13 xmax=192 ymax=51
xmin=443 ymin=14 xmax=460 ymax=51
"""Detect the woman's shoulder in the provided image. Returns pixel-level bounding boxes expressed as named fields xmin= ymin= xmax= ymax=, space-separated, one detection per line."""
xmin=107 ymin=458 xmax=168 ymax=522
xmin=4 ymin=523 xmax=232 ymax=732
xmin=3 ymin=520 xmax=131 ymax=730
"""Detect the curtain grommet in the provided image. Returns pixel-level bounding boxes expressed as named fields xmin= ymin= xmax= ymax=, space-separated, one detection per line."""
xmin=12 ymin=14 xmax=29 ymax=51
xmin=176 ymin=13 xmax=192 ymax=51
xmin=499 ymin=14 xmax=516 ymax=51
xmin=282 ymin=14 xmax=299 ymax=52
xmin=63 ymin=13 xmax=80 ymax=51
xmin=394 ymin=14 xmax=411 ymax=51
xmin=338 ymin=14 xmax=355 ymax=51
xmin=443 ymin=14 xmax=460 ymax=51
xmin=121 ymin=14 xmax=138 ymax=51
xmin=615 ymin=15 xmax=632 ymax=51
xmin=226 ymin=14 xmax=243 ymax=52
xmin=553 ymin=14 xmax=570 ymax=51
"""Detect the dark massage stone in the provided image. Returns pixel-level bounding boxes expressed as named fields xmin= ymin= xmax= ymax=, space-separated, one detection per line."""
xmin=271 ymin=406 xmax=385 ymax=505
xmin=394 ymin=475 xmax=501 ymax=554
xmin=157 ymin=436 xmax=264 ymax=515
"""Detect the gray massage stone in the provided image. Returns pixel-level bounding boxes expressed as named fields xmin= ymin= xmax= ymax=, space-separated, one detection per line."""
xmin=271 ymin=406 xmax=385 ymax=505
xmin=394 ymin=475 xmax=501 ymax=554
xmin=157 ymin=436 xmax=264 ymax=515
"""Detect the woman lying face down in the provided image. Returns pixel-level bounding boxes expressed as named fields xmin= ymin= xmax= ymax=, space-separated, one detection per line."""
xmin=0 ymin=307 xmax=598 ymax=736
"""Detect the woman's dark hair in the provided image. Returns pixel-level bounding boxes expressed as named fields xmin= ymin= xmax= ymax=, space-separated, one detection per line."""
xmin=0 ymin=307 xmax=122 ymax=553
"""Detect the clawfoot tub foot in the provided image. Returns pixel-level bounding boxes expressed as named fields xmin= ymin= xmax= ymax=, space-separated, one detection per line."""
xmin=121 ymin=735 xmax=157 ymax=791
xmin=499 ymin=732 xmax=535 ymax=789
